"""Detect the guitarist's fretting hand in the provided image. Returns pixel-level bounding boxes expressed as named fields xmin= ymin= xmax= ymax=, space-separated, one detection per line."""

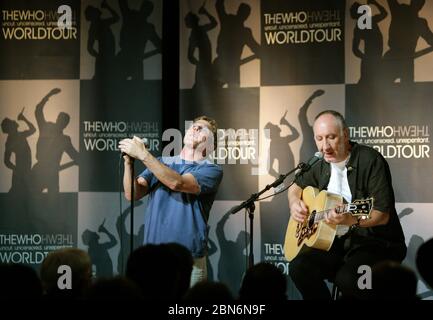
xmin=324 ymin=206 xmax=358 ymax=226
xmin=290 ymin=200 xmax=309 ymax=223
xmin=291 ymin=200 xmax=358 ymax=226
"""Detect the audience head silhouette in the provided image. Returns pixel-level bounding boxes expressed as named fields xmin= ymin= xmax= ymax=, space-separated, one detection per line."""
xmin=416 ymin=237 xmax=433 ymax=289
xmin=184 ymin=281 xmax=234 ymax=301
xmin=126 ymin=243 xmax=193 ymax=300
xmin=40 ymin=248 xmax=92 ymax=299
xmin=239 ymin=262 xmax=287 ymax=301
xmin=0 ymin=263 xmax=43 ymax=299
xmin=164 ymin=242 xmax=194 ymax=299
xmin=84 ymin=276 xmax=143 ymax=300
xmin=371 ymin=260 xmax=418 ymax=300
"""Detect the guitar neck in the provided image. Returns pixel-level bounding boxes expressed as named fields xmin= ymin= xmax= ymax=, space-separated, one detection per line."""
xmin=313 ymin=204 xmax=351 ymax=223
xmin=312 ymin=199 xmax=372 ymax=223
xmin=313 ymin=209 xmax=332 ymax=223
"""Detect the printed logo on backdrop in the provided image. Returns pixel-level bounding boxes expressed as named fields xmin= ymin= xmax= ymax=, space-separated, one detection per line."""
xmin=346 ymin=82 xmax=433 ymax=203
xmin=83 ymin=120 xmax=160 ymax=154
xmin=180 ymin=0 xmax=261 ymax=89
xmin=0 ymin=83 xmax=79 ymax=267
xmin=0 ymin=0 xmax=80 ymax=79
xmin=349 ymin=124 xmax=429 ymax=160
xmin=261 ymin=0 xmax=345 ymax=85
xmin=79 ymin=80 xmax=162 ymax=191
xmin=80 ymin=0 xmax=162 ymax=80
xmin=80 ymin=115 xmax=161 ymax=191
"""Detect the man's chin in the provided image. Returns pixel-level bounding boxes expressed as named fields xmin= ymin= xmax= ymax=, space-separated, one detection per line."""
xmin=324 ymin=155 xmax=336 ymax=163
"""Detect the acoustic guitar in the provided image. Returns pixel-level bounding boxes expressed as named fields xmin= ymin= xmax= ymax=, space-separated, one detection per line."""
xmin=284 ymin=186 xmax=373 ymax=262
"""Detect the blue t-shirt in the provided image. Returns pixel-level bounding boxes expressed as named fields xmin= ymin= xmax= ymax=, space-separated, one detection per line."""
xmin=139 ymin=156 xmax=223 ymax=258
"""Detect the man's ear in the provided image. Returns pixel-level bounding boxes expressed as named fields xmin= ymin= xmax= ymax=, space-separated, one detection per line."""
xmin=343 ymin=127 xmax=349 ymax=139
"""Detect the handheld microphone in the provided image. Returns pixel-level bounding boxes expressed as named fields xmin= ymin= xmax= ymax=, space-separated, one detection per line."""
xmin=121 ymin=137 xmax=150 ymax=157
xmin=300 ymin=151 xmax=323 ymax=172
xmin=139 ymin=137 xmax=150 ymax=148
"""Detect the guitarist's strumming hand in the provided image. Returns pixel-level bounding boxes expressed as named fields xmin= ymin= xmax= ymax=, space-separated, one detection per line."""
xmin=290 ymin=200 xmax=309 ymax=223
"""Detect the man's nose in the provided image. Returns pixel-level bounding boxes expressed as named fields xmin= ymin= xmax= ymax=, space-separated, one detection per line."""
xmin=323 ymin=140 xmax=331 ymax=150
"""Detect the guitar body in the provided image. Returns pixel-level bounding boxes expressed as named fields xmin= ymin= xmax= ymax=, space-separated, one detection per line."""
xmin=284 ymin=186 xmax=344 ymax=262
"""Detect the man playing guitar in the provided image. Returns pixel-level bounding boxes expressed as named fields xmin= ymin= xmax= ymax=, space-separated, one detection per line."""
xmin=287 ymin=110 xmax=406 ymax=300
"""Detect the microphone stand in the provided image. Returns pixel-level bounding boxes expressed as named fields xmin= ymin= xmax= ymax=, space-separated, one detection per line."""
xmin=229 ymin=162 xmax=307 ymax=269
xmin=130 ymin=158 xmax=135 ymax=258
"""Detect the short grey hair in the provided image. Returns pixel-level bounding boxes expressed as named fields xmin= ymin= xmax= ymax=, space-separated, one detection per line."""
xmin=314 ymin=110 xmax=347 ymax=133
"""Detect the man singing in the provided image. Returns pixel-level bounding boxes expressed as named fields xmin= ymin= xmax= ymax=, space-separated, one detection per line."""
xmin=119 ymin=116 xmax=223 ymax=286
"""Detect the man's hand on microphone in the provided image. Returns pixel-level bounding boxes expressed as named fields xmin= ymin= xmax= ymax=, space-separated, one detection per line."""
xmin=119 ymin=136 xmax=149 ymax=161
xmin=290 ymin=199 xmax=309 ymax=223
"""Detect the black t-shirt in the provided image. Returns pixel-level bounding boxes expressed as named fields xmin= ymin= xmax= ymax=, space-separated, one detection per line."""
xmin=294 ymin=142 xmax=405 ymax=246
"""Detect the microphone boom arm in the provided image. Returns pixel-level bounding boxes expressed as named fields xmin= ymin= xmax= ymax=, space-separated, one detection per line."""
xmin=229 ymin=162 xmax=305 ymax=215
xmin=229 ymin=152 xmax=323 ymax=215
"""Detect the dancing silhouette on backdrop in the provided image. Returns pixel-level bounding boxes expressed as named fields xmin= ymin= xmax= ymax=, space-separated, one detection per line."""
xmin=185 ymin=4 xmax=217 ymax=89
xmin=216 ymin=210 xmax=250 ymax=295
xmin=117 ymin=0 xmax=161 ymax=80
xmin=298 ymin=90 xmax=324 ymax=163
xmin=265 ymin=111 xmax=299 ymax=180
xmin=213 ymin=0 xmax=260 ymax=87
xmin=116 ymin=201 xmax=145 ymax=274
xmin=1 ymin=108 xmax=35 ymax=194
xmin=85 ymin=0 xmax=119 ymax=79
xmin=383 ymin=0 xmax=433 ymax=83
xmin=82 ymin=219 xmax=118 ymax=278
xmin=31 ymin=88 xmax=79 ymax=193
xmin=351 ymin=0 xmax=387 ymax=84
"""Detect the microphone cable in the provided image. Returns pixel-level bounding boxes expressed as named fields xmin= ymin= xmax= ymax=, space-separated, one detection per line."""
xmin=256 ymin=180 xmax=295 ymax=202
xmin=118 ymin=153 xmax=124 ymax=275
xmin=244 ymin=208 xmax=248 ymax=270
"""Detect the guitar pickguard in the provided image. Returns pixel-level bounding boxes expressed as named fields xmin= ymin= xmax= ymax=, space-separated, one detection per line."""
xmin=295 ymin=222 xmax=318 ymax=246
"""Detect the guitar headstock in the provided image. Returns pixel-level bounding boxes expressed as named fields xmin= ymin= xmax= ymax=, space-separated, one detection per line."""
xmin=347 ymin=198 xmax=374 ymax=217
